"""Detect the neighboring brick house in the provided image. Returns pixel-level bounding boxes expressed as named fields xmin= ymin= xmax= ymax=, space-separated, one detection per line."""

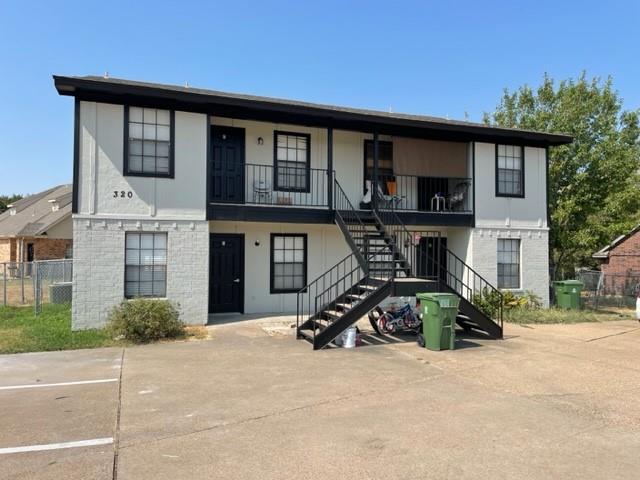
xmin=593 ymin=225 xmax=640 ymax=295
xmin=0 ymin=185 xmax=73 ymax=266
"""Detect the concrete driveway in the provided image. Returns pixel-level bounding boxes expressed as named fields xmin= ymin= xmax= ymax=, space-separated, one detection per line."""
xmin=1 ymin=318 xmax=639 ymax=480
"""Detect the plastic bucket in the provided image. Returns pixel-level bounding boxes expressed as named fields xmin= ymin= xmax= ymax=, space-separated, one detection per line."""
xmin=341 ymin=326 xmax=357 ymax=348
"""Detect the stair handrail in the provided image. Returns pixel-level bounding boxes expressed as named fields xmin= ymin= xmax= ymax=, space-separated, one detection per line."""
xmin=372 ymin=190 xmax=502 ymax=333
xmin=333 ymin=179 xmax=373 ymax=270
xmin=436 ymin=244 xmax=503 ymax=332
xmin=372 ymin=190 xmax=417 ymax=278
xmin=296 ymin=246 xmax=392 ymax=343
xmin=296 ymin=250 xmax=363 ymax=340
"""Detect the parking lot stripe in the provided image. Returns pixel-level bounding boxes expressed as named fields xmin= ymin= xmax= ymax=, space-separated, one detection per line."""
xmin=0 ymin=378 xmax=118 ymax=391
xmin=0 ymin=437 xmax=113 ymax=454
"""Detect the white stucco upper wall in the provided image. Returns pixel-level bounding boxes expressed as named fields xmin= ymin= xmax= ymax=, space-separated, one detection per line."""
xmin=76 ymin=104 xmax=547 ymax=227
xmin=474 ymin=142 xmax=547 ymax=229
xmin=78 ymin=101 xmax=207 ymax=220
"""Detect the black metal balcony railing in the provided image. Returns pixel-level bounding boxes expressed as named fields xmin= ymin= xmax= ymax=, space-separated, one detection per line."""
xmin=244 ymin=163 xmax=329 ymax=207
xmin=370 ymin=175 xmax=473 ymax=213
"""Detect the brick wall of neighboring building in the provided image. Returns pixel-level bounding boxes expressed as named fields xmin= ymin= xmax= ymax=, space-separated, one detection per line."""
xmin=0 ymin=238 xmax=18 ymax=263
xmin=0 ymin=239 xmax=10 ymax=263
xmin=31 ymin=238 xmax=73 ymax=260
xmin=599 ymin=231 xmax=640 ymax=295
xmin=600 ymin=231 xmax=640 ymax=276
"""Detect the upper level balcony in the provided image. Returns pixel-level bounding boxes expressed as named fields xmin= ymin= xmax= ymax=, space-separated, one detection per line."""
xmin=207 ymin=124 xmax=474 ymax=225
xmin=207 ymin=164 xmax=474 ymax=226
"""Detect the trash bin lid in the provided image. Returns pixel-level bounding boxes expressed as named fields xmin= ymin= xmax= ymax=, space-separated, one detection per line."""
xmin=561 ymin=280 xmax=584 ymax=286
xmin=416 ymin=292 xmax=460 ymax=307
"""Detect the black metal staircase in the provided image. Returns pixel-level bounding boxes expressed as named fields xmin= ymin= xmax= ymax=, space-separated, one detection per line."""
xmin=296 ymin=179 xmax=503 ymax=349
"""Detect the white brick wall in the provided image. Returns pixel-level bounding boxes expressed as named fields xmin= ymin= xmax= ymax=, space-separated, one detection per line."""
xmin=72 ymin=216 xmax=209 ymax=329
xmin=470 ymin=228 xmax=550 ymax=307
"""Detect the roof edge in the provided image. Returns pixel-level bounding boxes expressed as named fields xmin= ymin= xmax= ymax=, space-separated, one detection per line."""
xmin=54 ymin=75 xmax=573 ymax=147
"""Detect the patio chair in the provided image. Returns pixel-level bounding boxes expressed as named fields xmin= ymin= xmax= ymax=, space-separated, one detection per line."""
xmin=375 ymin=181 xmax=402 ymax=209
xmin=253 ymin=179 xmax=272 ymax=204
xmin=448 ymin=181 xmax=469 ymax=211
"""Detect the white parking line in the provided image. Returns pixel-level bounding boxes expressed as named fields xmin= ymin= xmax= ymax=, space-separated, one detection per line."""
xmin=0 ymin=378 xmax=118 ymax=391
xmin=0 ymin=438 xmax=113 ymax=454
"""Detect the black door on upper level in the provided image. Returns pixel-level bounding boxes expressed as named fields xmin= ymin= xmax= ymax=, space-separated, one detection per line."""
xmin=416 ymin=236 xmax=447 ymax=278
xmin=209 ymin=234 xmax=244 ymax=314
xmin=209 ymin=126 xmax=245 ymax=203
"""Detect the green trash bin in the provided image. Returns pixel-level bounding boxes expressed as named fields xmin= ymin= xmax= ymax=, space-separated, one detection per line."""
xmin=553 ymin=280 xmax=584 ymax=309
xmin=416 ymin=293 xmax=460 ymax=351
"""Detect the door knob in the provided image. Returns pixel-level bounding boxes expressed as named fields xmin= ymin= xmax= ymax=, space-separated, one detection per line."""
xmin=233 ymin=278 xmax=240 ymax=283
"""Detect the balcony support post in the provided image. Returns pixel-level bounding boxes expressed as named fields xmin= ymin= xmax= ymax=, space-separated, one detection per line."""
xmin=327 ymin=127 xmax=333 ymax=210
xmin=372 ymin=132 xmax=379 ymax=210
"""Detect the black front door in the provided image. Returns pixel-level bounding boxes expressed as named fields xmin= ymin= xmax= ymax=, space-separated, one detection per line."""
xmin=210 ymin=126 xmax=245 ymax=203
xmin=209 ymin=234 xmax=244 ymax=313
xmin=416 ymin=236 xmax=447 ymax=278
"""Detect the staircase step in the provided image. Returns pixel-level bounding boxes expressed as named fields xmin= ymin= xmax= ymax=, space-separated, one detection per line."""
xmin=322 ymin=310 xmax=342 ymax=320
xmin=345 ymin=293 xmax=367 ymax=301
xmin=297 ymin=329 xmax=315 ymax=342
xmin=335 ymin=302 xmax=353 ymax=312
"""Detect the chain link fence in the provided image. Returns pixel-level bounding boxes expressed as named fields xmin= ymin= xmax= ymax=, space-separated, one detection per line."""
xmin=1 ymin=259 xmax=73 ymax=314
xmin=576 ymin=269 xmax=640 ymax=311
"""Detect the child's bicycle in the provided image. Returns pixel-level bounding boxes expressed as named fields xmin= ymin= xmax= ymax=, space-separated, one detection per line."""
xmin=368 ymin=299 xmax=421 ymax=335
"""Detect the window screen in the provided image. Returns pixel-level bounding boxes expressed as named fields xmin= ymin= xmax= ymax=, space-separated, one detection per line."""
xmin=274 ymin=132 xmax=310 ymax=191
xmin=125 ymin=233 xmax=167 ymax=298
xmin=497 ymin=239 xmax=520 ymax=289
xmin=271 ymin=234 xmax=306 ymax=293
xmin=496 ymin=145 xmax=523 ymax=196
xmin=127 ymin=107 xmax=173 ymax=176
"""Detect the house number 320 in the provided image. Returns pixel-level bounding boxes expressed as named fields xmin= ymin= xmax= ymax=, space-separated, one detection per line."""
xmin=114 ymin=190 xmax=133 ymax=199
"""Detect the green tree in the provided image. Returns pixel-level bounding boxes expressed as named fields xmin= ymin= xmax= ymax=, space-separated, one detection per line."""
xmin=483 ymin=74 xmax=640 ymax=277
xmin=0 ymin=194 xmax=23 ymax=214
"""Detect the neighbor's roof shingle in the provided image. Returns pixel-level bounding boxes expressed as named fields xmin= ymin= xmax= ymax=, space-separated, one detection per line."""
xmin=0 ymin=185 xmax=72 ymax=238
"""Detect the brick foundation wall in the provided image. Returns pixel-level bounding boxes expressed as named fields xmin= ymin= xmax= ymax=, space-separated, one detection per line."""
xmin=471 ymin=228 xmax=550 ymax=307
xmin=72 ymin=217 xmax=209 ymax=330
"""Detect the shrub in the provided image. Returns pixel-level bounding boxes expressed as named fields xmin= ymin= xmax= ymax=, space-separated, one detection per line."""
xmin=107 ymin=299 xmax=184 ymax=343
xmin=472 ymin=288 xmax=542 ymax=318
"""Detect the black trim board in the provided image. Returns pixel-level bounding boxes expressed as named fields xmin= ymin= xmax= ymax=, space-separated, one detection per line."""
xmin=208 ymin=204 xmax=334 ymax=223
xmin=471 ymin=142 xmax=476 ymax=227
xmin=207 ymin=204 xmax=474 ymax=227
xmin=395 ymin=211 xmax=474 ymax=227
xmin=54 ymin=76 xmax=573 ymax=147
xmin=72 ymin=98 xmax=80 ymax=214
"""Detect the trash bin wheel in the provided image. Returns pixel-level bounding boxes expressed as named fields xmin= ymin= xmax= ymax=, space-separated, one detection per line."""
xmin=417 ymin=333 xmax=425 ymax=348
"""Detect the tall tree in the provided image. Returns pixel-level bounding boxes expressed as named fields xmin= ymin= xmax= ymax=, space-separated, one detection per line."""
xmin=483 ymin=74 xmax=640 ymax=277
xmin=0 ymin=194 xmax=23 ymax=214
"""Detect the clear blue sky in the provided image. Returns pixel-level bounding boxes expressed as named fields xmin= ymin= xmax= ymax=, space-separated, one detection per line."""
xmin=0 ymin=0 xmax=638 ymax=194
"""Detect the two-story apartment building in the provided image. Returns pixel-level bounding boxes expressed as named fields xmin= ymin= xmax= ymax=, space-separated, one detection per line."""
xmin=54 ymin=75 xmax=571 ymax=346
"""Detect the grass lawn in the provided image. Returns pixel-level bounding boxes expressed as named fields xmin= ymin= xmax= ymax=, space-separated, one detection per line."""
xmin=0 ymin=304 xmax=123 ymax=354
xmin=505 ymin=307 xmax=636 ymax=325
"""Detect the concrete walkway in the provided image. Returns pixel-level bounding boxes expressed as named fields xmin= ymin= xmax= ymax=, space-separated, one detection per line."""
xmin=1 ymin=318 xmax=639 ymax=479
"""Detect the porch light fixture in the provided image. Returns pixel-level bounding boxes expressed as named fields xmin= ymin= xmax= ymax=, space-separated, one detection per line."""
xmin=255 ymin=240 xmax=261 ymax=246
xmin=257 ymin=137 xmax=264 ymax=145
